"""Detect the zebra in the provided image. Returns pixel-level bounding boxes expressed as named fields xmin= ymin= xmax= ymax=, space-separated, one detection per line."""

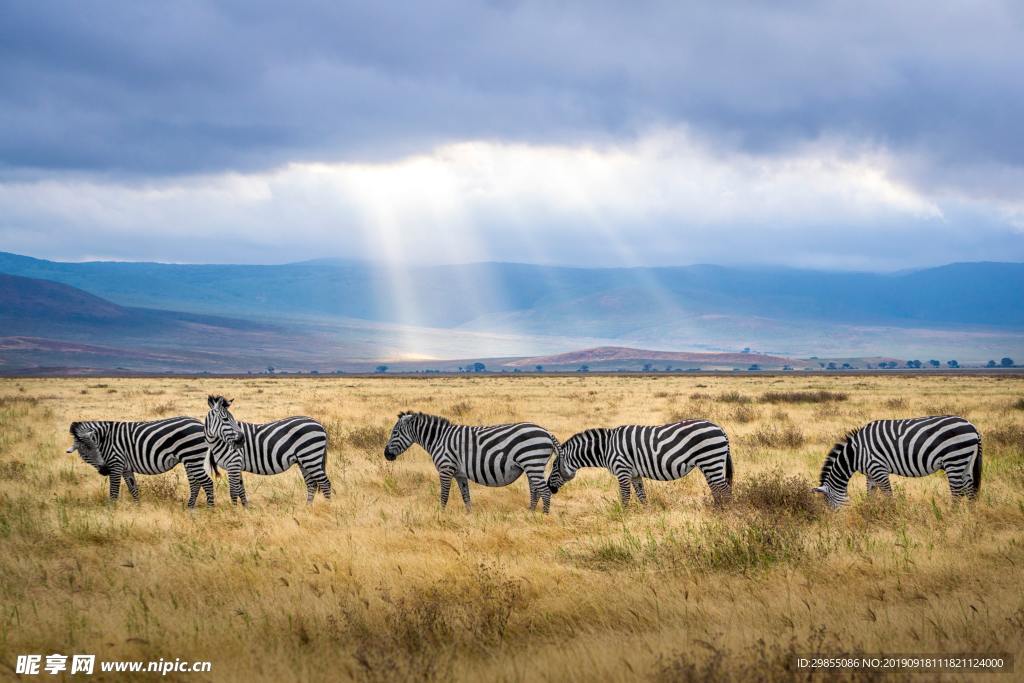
xmin=384 ymin=411 xmax=560 ymax=513
xmin=813 ymin=415 xmax=982 ymax=508
xmin=203 ymin=395 xmax=331 ymax=506
xmin=66 ymin=417 xmax=214 ymax=507
xmin=547 ymin=420 xmax=733 ymax=506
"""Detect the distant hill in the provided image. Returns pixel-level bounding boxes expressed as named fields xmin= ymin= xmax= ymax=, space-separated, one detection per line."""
xmin=0 ymin=273 xmax=127 ymax=321
xmin=0 ymin=272 xmax=594 ymax=373
xmin=506 ymin=346 xmax=796 ymax=370
xmin=2 ymin=252 xmax=1023 ymax=330
xmin=0 ymin=273 xmax=304 ymax=373
xmin=1 ymin=252 xmax=1022 ymax=367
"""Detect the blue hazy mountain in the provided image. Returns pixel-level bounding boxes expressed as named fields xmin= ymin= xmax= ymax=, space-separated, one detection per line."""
xmin=1 ymin=252 xmax=1022 ymax=370
xmin=2 ymin=251 xmax=1022 ymax=329
xmin=0 ymin=271 xmax=607 ymax=372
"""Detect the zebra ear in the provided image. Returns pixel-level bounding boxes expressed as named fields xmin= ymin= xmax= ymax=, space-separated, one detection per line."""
xmin=226 ymin=398 xmax=234 ymax=407
xmin=207 ymin=395 xmax=217 ymax=408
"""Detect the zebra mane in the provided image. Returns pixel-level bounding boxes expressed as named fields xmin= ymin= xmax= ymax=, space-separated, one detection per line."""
xmin=399 ymin=411 xmax=451 ymax=425
xmin=70 ymin=421 xmax=94 ymax=437
xmin=819 ymin=428 xmax=859 ymax=485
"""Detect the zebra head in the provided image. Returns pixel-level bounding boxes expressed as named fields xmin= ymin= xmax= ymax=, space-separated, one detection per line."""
xmin=812 ymin=438 xmax=853 ymax=509
xmin=206 ymin=395 xmax=243 ymax=450
xmin=68 ymin=421 xmax=110 ymax=475
xmin=547 ymin=431 xmax=586 ymax=494
xmin=384 ymin=412 xmax=417 ymax=461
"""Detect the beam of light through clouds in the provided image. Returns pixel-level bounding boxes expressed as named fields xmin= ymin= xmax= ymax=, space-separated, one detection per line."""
xmin=3 ymin=129 xmax=1018 ymax=269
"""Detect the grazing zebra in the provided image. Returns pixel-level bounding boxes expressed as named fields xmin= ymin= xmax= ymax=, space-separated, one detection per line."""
xmin=813 ymin=415 xmax=982 ymax=508
xmin=547 ymin=420 xmax=733 ymax=506
xmin=384 ymin=412 xmax=560 ymax=513
xmin=203 ymin=396 xmax=331 ymax=506
xmin=66 ymin=417 xmax=213 ymax=507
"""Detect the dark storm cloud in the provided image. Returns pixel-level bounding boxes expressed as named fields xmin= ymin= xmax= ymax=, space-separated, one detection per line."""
xmin=1 ymin=0 xmax=1022 ymax=190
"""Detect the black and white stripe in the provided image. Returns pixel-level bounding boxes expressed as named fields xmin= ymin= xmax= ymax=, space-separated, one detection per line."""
xmin=384 ymin=411 xmax=560 ymax=513
xmin=814 ymin=415 xmax=982 ymax=508
xmin=67 ymin=417 xmax=213 ymax=507
xmin=204 ymin=396 xmax=332 ymax=506
xmin=548 ymin=420 xmax=733 ymax=505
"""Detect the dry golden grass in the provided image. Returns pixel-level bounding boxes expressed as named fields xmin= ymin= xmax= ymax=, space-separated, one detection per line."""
xmin=1 ymin=375 xmax=1023 ymax=681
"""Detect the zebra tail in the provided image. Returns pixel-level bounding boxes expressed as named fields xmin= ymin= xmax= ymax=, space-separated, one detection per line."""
xmin=971 ymin=437 xmax=983 ymax=497
xmin=549 ymin=432 xmax=564 ymax=462
xmin=725 ymin=446 xmax=734 ymax=487
xmin=205 ymin=448 xmax=220 ymax=479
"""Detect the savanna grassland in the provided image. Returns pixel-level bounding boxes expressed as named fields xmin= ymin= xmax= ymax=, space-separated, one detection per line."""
xmin=1 ymin=374 xmax=1023 ymax=682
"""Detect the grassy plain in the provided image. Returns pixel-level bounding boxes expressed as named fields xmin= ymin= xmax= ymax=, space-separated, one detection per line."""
xmin=1 ymin=374 xmax=1023 ymax=681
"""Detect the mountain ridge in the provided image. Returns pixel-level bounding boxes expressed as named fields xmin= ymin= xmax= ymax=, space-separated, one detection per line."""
xmin=1 ymin=252 xmax=1022 ymax=366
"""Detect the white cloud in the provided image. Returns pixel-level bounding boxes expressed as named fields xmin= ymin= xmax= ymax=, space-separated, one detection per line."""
xmin=1 ymin=128 xmax=1017 ymax=268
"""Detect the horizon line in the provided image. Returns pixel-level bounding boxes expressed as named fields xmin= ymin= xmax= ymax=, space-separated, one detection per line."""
xmin=2 ymin=250 xmax=1021 ymax=274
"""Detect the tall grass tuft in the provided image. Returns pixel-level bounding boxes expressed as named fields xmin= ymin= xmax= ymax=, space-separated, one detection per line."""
xmin=760 ymin=390 xmax=848 ymax=404
xmin=737 ymin=469 xmax=821 ymax=520
xmin=746 ymin=423 xmax=806 ymax=448
xmin=347 ymin=425 xmax=390 ymax=453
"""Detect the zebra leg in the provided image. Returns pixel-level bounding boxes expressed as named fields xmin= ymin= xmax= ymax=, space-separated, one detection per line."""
xmin=615 ymin=473 xmax=632 ymax=508
xmin=866 ymin=467 xmax=893 ymax=497
xmin=301 ymin=470 xmax=317 ymax=504
xmin=438 ymin=468 xmax=454 ymax=509
xmin=183 ymin=462 xmax=213 ymax=508
xmin=698 ymin=462 xmax=732 ymax=504
xmin=457 ymin=477 xmax=472 ymax=511
xmin=202 ymin=474 xmax=215 ymax=507
xmin=123 ymin=470 xmax=140 ymax=502
xmin=228 ymin=468 xmax=248 ymax=507
xmin=187 ymin=477 xmax=200 ymax=508
xmin=632 ymin=476 xmax=648 ymax=505
xmin=107 ymin=467 xmax=123 ymax=502
xmin=946 ymin=465 xmax=972 ymax=498
xmin=525 ymin=469 xmax=551 ymax=513
xmin=318 ymin=472 xmax=332 ymax=500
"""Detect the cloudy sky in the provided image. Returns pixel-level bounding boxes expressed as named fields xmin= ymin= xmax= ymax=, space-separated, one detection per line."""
xmin=1 ymin=1 xmax=1022 ymax=269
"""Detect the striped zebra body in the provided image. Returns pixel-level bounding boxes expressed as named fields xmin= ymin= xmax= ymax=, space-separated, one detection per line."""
xmin=814 ymin=415 xmax=982 ymax=508
xmin=204 ymin=396 xmax=331 ymax=506
xmin=548 ymin=420 xmax=733 ymax=505
xmin=384 ymin=412 xmax=559 ymax=512
xmin=67 ymin=417 xmax=213 ymax=507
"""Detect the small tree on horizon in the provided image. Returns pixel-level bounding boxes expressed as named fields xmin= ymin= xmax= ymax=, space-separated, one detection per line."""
xmin=1001 ymin=357 xmax=1015 ymax=367
xmin=535 ymin=365 xmax=543 ymax=373
xmin=928 ymin=360 xmax=941 ymax=368
xmin=947 ymin=360 xmax=959 ymax=368
xmin=987 ymin=360 xmax=998 ymax=368
xmin=375 ymin=365 xmax=388 ymax=373
xmin=471 ymin=362 xmax=486 ymax=372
